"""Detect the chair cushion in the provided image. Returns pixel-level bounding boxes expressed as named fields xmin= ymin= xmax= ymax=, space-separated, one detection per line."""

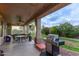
xmin=36 ymin=43 xmax=46 ymax=50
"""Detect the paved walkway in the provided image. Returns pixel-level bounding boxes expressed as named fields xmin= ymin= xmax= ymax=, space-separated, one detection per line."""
xmin=1 ymin=40 xmax=40 ymax=56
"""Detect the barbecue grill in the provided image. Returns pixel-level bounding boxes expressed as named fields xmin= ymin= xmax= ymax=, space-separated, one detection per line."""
xmin=46 ymin=34 xmax=64 ymax=56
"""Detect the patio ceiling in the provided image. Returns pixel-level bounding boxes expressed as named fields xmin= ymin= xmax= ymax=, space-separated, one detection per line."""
xmin=0 ymin=3 xmax=69 ymax=25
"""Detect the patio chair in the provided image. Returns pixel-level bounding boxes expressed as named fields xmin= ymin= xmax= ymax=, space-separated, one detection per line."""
xmin=34 ymin=37 xmax=46 ymax=52
xmin=4 ymin=35 xmax=11 ymax=43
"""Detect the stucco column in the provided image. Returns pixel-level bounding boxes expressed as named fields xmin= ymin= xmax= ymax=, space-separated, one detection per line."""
xmin=23 ymin=26 xmax=25 ymax=34
xmin=7 ymin=24 xmax=12 ymax=35
xmin=0 ymin=22 xmax=7 ymax=45
xmin=25 ymin=25 xmax=29 ymax=34
xmin=22 ymin=25 xmax=29 ymax=34
xmin=35 ymin=19 xmax=41 ymax=41
xmin=3 ymin=22 xmax=7 ymax=36
xmin=23 ymin=25 xmax=27 ymax=34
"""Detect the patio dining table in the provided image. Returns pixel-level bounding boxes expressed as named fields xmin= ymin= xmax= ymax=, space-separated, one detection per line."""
xmin=15 ymin=35 xmax=26 ymax=43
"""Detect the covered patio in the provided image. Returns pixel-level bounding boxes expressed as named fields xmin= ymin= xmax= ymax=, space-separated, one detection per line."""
xmin=0 ymin=3 xmax=69 ymax=56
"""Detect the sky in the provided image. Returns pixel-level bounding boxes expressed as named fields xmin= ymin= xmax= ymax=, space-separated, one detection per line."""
xmin=41 ymin=3 xmax=79 ymax=27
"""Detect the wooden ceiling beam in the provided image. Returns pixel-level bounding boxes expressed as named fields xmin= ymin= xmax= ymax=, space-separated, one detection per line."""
xmin=25 ymin=3 xmax=58 ymax=25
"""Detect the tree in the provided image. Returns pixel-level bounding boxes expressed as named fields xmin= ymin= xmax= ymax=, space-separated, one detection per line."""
xmin=41 ymin=27 xmax=50 ymax=35
xmin=50 ymin=26 xmax=58 ymax=34
xmin=41 ymin=22 xmax=79 ymax=38
xmin=58 ymin=22 xmax=73 ymax=37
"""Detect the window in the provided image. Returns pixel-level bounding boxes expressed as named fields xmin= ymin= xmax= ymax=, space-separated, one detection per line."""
xmin=11 ymin=26 xmax=24 ymax=34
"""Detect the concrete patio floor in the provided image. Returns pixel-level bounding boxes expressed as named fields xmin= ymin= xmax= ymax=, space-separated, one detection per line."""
xmin=1 ymin=40 xmax=40 ymax=56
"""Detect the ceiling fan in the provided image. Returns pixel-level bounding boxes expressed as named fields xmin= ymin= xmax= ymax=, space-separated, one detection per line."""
xmin=16 ymin=16 xmax=24 ymax=25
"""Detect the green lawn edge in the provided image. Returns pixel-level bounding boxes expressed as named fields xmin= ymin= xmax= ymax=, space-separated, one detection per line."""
xmin=61 ymin=45 xmax=79 ymax=52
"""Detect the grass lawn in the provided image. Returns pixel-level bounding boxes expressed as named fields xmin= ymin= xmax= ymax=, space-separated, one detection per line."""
xmin=60 ymin=37 xmax=79 ymax=52
xmin=60 ymin=37 xmax=79 ymax=43
xmin=61 ymin=45 xmax=79 ymax=52
xmin=41 ymin=34 xmax=47 ymax=40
